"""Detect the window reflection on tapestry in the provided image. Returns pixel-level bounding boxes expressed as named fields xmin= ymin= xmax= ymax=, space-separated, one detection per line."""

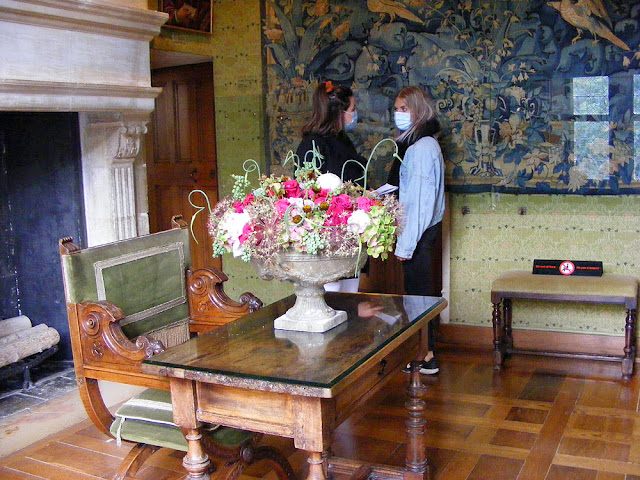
xmin=573 ymin=77 xmax=609 ymax=181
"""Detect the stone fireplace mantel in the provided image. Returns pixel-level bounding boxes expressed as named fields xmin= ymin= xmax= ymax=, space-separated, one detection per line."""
xmin=0 ymin=0 xmax=168 ymax=246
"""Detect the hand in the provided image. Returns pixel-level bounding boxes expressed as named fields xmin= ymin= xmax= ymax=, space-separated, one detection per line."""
xmin=357 ymin=301 xmax=385 ymax=318
xmin=395 ymin=256 xmax=407 ymax=262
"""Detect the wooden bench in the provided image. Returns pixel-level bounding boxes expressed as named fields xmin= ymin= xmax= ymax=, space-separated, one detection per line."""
xmin=491 ymin=270 xmax=638 ymax=379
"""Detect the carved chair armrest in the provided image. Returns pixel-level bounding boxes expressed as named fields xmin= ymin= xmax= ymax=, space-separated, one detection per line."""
xmin=72 ymin=300 xmax=165 ymax=368
xmin=187 ymin=267 xmax=263 ymax=334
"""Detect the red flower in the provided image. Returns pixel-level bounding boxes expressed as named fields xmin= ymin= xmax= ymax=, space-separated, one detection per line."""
xmin=238 ymin=222 xmax=253 ymax=244
xmin=283 ymin=179 xmax=301 ymax=198
xmin=356 ymin=196 xmax=379 ymax=212
xmin=325 ymin=194 xmax=353 ymax=226
xmin=313 ymin=188 xmax=330 ymax=205
xmin=242 ymin=193 xmax=255 ymax=206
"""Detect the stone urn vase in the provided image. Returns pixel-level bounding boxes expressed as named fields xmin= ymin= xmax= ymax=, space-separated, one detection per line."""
xmin=252 ymin=252 xmax=367 ymax=333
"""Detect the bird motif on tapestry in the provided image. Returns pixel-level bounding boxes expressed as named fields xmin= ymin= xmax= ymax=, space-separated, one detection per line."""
xmin=367 ymin=0 xmax=424 ymax=26
xmin=547 ymin=0 xmax=630 ymax=50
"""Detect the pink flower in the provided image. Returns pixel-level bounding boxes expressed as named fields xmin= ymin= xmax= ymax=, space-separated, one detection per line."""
xmin=233 ymin=201 xmax=244 ymax=213
xmin=325 ymin=194 xmax=353 ymax=226
xmin=356 ymin=196 xmax=379 ymax=212
xmin=313 ymin=188 xmax=330 ymax=205
xmin=329 ymin=194 xmax=353 ymax=212
xmin=242 ymin=193 xmax=255 ymax=206
xmin=302 ymin=188 xmax=314 ymax=198
xmin=275 ymin=199 xmax=290 ymax=216
xmin=238 ymin=223 xmax=254 ymax=244
xmin=283 ymin=179 xmax=301 ymax=198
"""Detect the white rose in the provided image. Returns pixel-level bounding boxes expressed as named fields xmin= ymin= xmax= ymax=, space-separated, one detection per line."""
xmin=231 ymin=238 xmax=244 ymax=258
xmin=346 ymin=209 xmax=371 ymax=234
xmin=317 ymin=172 xmax=342 ymax=190
xmin=288 ymin=197 xmax=304 ymax=209
xmin=221 ymin=211 xmax=251 ymax=240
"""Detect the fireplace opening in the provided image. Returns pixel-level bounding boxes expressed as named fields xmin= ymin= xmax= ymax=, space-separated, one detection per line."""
xmin=0 ymin=112 xmax=86 ymax=361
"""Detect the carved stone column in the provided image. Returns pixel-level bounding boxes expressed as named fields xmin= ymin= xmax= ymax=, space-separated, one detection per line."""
xmin=80 ymin=113 xmax=150 ymax=246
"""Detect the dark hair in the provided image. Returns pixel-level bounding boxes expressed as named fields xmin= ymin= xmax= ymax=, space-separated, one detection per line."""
xmin=302 ymin=82 xmax=353 ymax=136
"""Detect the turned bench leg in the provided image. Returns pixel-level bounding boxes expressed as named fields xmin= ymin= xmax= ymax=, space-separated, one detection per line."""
xmin=622 ymin=309 xmax=636 ymax=380
xmin=492 ymin=301 xmax=505 ymax=369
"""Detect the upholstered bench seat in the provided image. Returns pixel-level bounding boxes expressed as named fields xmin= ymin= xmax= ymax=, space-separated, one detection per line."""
xmin=111 ymin=389 xmax=254 ymax=451
xmin=491 ymin=270 xmax=638 ymax=379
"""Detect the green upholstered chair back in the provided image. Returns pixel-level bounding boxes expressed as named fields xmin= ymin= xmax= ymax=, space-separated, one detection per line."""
xmin=60 ymin=228 xmax=192 ymax=348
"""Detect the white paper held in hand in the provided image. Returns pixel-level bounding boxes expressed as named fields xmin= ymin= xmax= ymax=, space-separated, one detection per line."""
xmin=374 ymin=183 xmax=399 ymax=195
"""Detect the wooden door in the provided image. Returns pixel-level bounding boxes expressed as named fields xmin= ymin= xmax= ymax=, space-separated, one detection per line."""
xmin=147 ymin=63 xmax=220 ymax=271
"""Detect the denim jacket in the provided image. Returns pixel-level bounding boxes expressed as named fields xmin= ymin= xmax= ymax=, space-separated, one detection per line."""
xmin=394 ymin=136 xmax=445 ymax=260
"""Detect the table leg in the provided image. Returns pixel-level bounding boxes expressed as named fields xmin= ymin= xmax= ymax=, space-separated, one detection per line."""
xmin=404 ymin=361 xmax=429 ymax=480
xmin=182 ymin=427 xmax=211 ymax=480
xmin=622 ymin=309 xmax=636 ymax=379
xmin=492 ymin=302 xmax=504 ymax=368
xmin=307 ymin=451 xmax=326 ymax=480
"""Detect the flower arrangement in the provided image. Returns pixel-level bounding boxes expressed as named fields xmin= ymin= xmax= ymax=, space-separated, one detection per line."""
xmin=203 ymin=142 xmax=402 ymax=264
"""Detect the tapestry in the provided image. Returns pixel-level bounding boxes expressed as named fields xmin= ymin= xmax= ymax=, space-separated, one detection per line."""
xmin=263 ymin=0 xmax=640 ymax=194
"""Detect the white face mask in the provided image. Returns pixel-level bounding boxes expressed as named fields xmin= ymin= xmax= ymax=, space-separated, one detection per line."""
xmin=344 ymin=110 xmax=358 ymax=132
xmin=394 ymin=111 xmax=412 ymax=131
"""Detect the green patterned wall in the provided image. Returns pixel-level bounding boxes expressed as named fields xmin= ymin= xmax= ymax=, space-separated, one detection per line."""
xmin=449 ymin=193 xmax=640 ymax=335
xmin=209 ymin=0 xmax=294 ymax=303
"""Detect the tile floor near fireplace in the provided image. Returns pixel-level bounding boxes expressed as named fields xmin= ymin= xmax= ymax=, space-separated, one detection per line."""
xmin=0 ymin=360 xmax=76 ymax=420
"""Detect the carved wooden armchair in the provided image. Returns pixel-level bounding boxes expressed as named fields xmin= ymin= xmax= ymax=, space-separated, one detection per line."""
xmin=59 ymin=216 xmax=295 ymax=480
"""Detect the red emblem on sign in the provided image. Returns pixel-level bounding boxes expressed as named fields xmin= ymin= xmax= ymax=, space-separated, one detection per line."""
xmin=559 ymin=261 xmax=575 ymax=275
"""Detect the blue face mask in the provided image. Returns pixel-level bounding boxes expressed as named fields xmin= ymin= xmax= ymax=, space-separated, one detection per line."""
xmin=344 ymin=110 xmax=358 ymax=132
xmin=394 ymin=111 xmax=412 ymax=131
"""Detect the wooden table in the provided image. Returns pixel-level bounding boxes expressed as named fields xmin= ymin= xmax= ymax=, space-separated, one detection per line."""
xmin=143 ymin=292 xmax=447 ymax=480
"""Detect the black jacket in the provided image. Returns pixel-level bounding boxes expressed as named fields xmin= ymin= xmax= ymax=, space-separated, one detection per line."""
xmin=296 ymin=132 xmax=366 ymax=184
xmin=387 ymin=119 xmax=441 ymax=186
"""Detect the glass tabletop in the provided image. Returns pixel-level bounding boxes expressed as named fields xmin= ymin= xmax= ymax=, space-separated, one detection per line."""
xmin=144 ymin=292 xmax=445 ymax=390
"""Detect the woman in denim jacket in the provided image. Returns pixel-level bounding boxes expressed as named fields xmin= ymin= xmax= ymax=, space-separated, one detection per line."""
xmin=389 ymin=86 xmax=445 ymax=375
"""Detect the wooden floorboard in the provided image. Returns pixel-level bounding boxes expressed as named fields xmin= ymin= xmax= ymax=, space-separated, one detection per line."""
xmin=1 ymin=347 xmax=638 ymax=480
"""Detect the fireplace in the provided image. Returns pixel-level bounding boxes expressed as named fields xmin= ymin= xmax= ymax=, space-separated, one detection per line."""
xmin=0 ymin=0 xmax=167 ymax=359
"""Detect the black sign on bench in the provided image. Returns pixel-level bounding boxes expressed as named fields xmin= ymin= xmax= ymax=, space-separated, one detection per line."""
xmin=532 ymin=259 xmax=603 ymax=276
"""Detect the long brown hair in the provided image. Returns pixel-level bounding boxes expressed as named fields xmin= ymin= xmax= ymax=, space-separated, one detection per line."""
xmin=395 ymin=86 xmax=436 ymax=144
xmin=302 ymin=81 xmax=353 ymax=136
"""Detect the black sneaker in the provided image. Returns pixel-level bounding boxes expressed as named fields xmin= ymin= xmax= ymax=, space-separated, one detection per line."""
xmin=402 ymin=357 xmax=439 ymax=375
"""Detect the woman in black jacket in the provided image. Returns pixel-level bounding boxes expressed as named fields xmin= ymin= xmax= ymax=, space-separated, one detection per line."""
xmin=296 ymin=81 xmax=365 ymax=184
xmin=296 ymin=81 xmax=366 ymax=293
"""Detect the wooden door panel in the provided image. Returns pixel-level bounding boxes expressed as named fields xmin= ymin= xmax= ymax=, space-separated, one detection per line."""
xmin=151 ymin=185 xmax=218 ymax=271
xmin=147 ymin=63 xmax=219 ymax=271
xmin=151 ymin=79 xmax=176 ymax=162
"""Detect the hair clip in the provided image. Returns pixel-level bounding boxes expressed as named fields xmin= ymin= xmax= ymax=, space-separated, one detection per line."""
xmin=323 ymin=81 xmax=334 ymax=93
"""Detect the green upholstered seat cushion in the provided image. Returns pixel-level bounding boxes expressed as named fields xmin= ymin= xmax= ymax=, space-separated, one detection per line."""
xmin=60 ymin=229 xmax=191 ymax=344
xmin=492 ymin=270 xmax=638 ymax=300
xmin=109 ymin=389 xmax=254 ymax=451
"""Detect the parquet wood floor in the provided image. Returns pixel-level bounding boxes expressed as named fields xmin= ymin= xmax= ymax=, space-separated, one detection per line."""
xmin=1 ymin=348 xmax=639 ymax=480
